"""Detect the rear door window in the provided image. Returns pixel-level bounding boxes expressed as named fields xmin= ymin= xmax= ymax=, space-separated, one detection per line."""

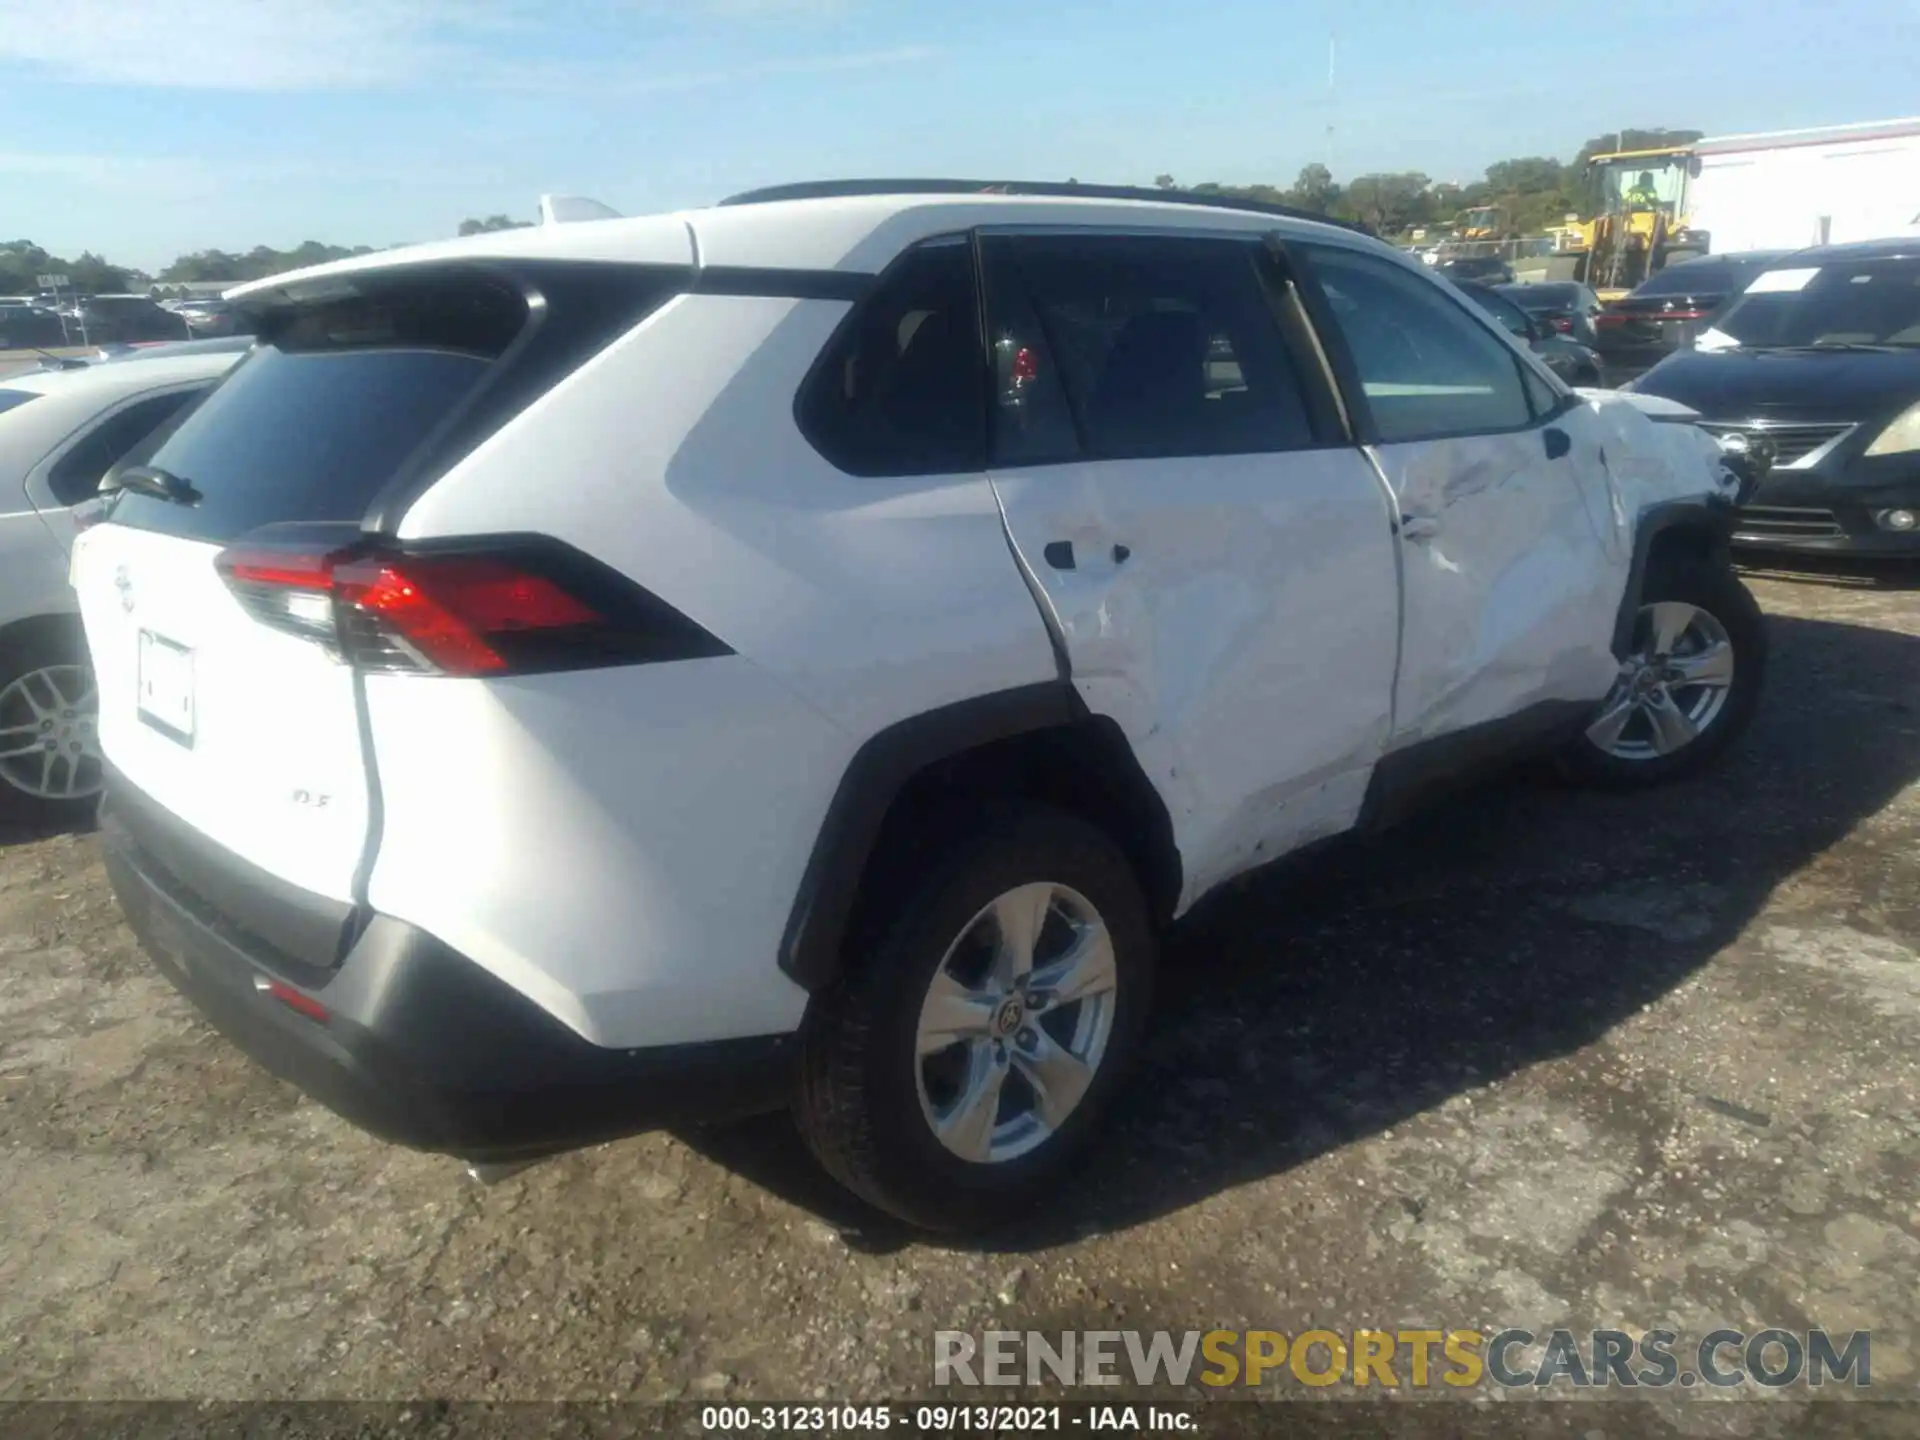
xmin=983 ymin=232 xmax=1322 ymax=463
xmin=105 ymin=271 xmax=531 ymax=542
xmin=1303 ymin=244 xmax=1538 ymax=442
xmin=47 ymin=389 xmax=206 ymax=507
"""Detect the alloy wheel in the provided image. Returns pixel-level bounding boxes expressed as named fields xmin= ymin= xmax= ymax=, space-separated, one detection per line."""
xmin=914 ymin=881 xmax=1119 ymax=1164
xmin=0 ymin=664 xmax=103 ymax=801
xmin=1585 ymin=601 xmax=1734 ymax=762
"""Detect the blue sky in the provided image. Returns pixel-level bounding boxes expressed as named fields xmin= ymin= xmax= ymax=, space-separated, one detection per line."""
xmin=3 ymin=0 xmax=1916 ymax=271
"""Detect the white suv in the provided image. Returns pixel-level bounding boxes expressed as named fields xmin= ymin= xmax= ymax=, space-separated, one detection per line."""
xmin=71 ymin=183 xmax=1763 ymax=1229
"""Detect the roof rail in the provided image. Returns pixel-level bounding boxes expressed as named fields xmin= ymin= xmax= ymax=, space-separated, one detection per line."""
xmin=717 ymin=179 xmax=1374 ymax=236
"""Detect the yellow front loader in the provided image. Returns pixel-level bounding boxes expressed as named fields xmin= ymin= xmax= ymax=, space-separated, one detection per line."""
xmin=1570 ymin=145 xmax=1711 ymax=300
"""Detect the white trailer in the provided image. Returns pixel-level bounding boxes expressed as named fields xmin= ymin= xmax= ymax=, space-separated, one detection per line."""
xmin=1689 ymin=117 xmax=1920 ymax=255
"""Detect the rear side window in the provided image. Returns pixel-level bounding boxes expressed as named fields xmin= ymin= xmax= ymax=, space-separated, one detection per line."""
xmin=797 ymin=237 xmax=985 ymax=477
xmin=984 ymin=233 xmax=1319 ymax=462
xmin=107 ymin=271 xmax=530 ymax=542
xmin=48 ymin=389 xmax=204 ymax=507
xmin=1304 ymin=245 xmax=1535 ymax=443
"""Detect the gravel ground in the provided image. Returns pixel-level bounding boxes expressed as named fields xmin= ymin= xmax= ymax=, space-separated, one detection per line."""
xmin=2 ymin=561 xmax=1917 ymax=1426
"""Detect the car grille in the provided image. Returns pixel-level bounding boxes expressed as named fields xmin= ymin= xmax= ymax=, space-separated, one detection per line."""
xmin=1697 ymin=421 xmax=1854 ymax=468
xmin=1734 ymin=505 xmax=1844 ymax=540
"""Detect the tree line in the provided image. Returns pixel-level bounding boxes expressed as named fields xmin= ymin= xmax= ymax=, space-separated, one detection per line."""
xmin=3 ymin=129 xmax=1697 ymax=296
xmin=1156 ymin=127 xmax=1699 ymax=236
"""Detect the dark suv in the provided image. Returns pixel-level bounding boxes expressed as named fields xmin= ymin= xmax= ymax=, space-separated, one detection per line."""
xmin=1630 ymin=239 xmax=1920 ymax=555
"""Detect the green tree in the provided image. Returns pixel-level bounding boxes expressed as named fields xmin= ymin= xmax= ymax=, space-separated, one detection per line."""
xmin=1288 ymin=163 xmax=1338 ymax=213
xmin=1339 ymin=172 xmax=1433 ymax=234
xmin=458 ymin=214 xmax=532 ymax=236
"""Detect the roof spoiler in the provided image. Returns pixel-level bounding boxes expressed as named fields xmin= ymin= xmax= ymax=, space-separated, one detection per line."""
xmin=538 ymin=194 xmax=622 ymax=225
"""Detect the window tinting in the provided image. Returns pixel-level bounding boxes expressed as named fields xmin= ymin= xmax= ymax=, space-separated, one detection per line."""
xmin=797 ymin=238 xmax=985 ymax=477
xmin=107 ymin=271 xmax=529 ymax=542
xmin=48 ymin=389 xmax=204 ymax=507
xmin=1464 ymin=285 xmax=1534 ymax=338
xmin=988 ymin=233 xmax=1318 ymax=461
xmin=1631 ymin=255 xmax=1779 ymax=298
xmin=1305 ymin=245 xmax=1533 ymax=443
xmin=1715 ymin=257 xmax=1920 ymax=348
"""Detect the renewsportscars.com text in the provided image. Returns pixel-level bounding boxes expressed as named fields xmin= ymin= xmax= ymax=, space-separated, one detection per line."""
xmin=934 ymin=1328 xmax=1871 ymax=1390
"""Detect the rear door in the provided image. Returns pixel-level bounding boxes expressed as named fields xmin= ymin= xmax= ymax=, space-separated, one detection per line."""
xmin=982 ymin=230 xmax=1402 ymax=902
xmin=1295 ymin=242 xmax=1625 ymax=748
xmin=69 ymin=272 xmax=532 ymax=907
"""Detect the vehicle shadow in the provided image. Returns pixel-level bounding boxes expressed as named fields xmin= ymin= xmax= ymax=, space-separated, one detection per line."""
xmin=0 ymin=800 xmax=98 ymax=850
xmin=677 ymin=610 xmax=1920 ymax=1252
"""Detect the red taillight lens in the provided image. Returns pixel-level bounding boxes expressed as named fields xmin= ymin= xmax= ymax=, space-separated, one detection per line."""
xmin=214 ymin=536 xmax=730 ymax=677
xmin=1011 ymin=345 xmax=1039 ymax=382
xmin=335 ymin=555 xmax=602 ymax=675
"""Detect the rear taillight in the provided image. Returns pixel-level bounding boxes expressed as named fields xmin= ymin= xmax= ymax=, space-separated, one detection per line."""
xmin=214 ymin=535 xmax=731 ymax=677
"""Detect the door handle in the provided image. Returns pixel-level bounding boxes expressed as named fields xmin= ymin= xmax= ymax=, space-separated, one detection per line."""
xmin=1399 ymin=514 xmax=1440 ymax=541
xmin=1042 ymin=540 xmax=1076 ymax=571
xmin=1543 ymin=426 xmax=1571 ymax=460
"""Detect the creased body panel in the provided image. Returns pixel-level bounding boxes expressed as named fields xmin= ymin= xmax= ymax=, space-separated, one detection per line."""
xmin=1371 ymin=423 xmax=1626 ymax=746
xmin=991 ymin=449 xmax=1400 ymax=908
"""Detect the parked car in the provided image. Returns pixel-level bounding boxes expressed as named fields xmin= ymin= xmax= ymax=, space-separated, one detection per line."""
xmin=1593 ymin=251 xmax=1792 ymax=380
xmin=1457 ymin=281 xmax=1605 ymax=386
xmin=1628 ymin=237 xmax=1920 ymax=555
xmin=59 ymin=295 xmax=192 ymax=345
xmin=176 ymin=299 xmax=256 ymax=338
xmin=0 ymin=349 xmax=242 ymax=815
xmin=1496 ymin=281 xmax=1604 ymax=347
xmin=1435 ymin=254 xmax=1516 ymax=285
xmin=0 ymin=303 xmax=68 ymax=350
xmin=71 ymin=182 xmax=1760 ymax=1230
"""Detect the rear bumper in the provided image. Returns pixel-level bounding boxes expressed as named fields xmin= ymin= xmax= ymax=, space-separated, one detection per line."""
xmin=101 ymin=778 xmax=798 ymax=1162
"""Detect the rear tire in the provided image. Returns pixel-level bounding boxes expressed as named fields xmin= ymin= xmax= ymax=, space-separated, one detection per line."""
xmin=1560 ymin=558 xmax=1764 ymax=788
xmin=0 ymin=624 xmax=103 ymax=821
xmin=794 ymin=805 xmax=1155 ymax=1231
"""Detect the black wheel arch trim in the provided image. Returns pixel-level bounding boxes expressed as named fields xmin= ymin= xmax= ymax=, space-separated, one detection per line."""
xmin=778 ymin=681 xmax=1180 ymax=992
xmin=1612 ymin=495 xmax=1737 ymax=658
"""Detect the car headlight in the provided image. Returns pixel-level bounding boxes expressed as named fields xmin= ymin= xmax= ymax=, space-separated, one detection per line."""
xmin=1865 ymin=400 xmax=1920 ymax=457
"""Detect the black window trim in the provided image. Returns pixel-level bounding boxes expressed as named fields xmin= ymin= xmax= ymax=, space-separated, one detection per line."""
xmin=1287 ymin=240 xmax=1577 ymax=448
xmin=975 ymin=224 xmax=1358 ymax=469
xmin=30 ymin=380 xmax=216 ymax=512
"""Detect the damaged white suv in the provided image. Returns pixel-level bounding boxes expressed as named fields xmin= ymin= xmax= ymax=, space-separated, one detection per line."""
xmin=71 ymin=182 xmax=1762 ymax=1230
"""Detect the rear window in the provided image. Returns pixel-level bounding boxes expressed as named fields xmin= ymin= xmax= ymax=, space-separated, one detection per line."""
xmin=106 ymin=271 xmax=529 ymax=542
xmin=1630 ymin=256 xmax=1773 ymax=298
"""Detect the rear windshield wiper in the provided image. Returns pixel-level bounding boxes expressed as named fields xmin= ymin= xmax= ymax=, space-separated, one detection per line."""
xmin=106 ymin=463 xmax=202 ymax=505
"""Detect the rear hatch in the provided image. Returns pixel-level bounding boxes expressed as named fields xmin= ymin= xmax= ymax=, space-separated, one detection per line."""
xmin=71 ymin=270 xmax=545 ymax=952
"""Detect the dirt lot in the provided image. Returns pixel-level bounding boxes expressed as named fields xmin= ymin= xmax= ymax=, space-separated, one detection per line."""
xmin=2 ymin=563 xmax=1918 ymax=1422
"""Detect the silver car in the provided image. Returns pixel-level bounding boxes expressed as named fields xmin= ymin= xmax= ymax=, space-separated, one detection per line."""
xmin=0 ymin=347 xmax=242 ymax=815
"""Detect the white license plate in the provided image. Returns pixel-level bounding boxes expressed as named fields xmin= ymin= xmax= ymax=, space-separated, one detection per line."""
xmin=137 ymin=630 xmax=196 ymax=745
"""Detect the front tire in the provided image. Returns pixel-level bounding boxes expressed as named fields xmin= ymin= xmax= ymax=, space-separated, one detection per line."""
xmin=794 ymin=806 xmax=1155 ymax=1231
xmin=1561 ymin=557 xmax=1764 ymax=787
